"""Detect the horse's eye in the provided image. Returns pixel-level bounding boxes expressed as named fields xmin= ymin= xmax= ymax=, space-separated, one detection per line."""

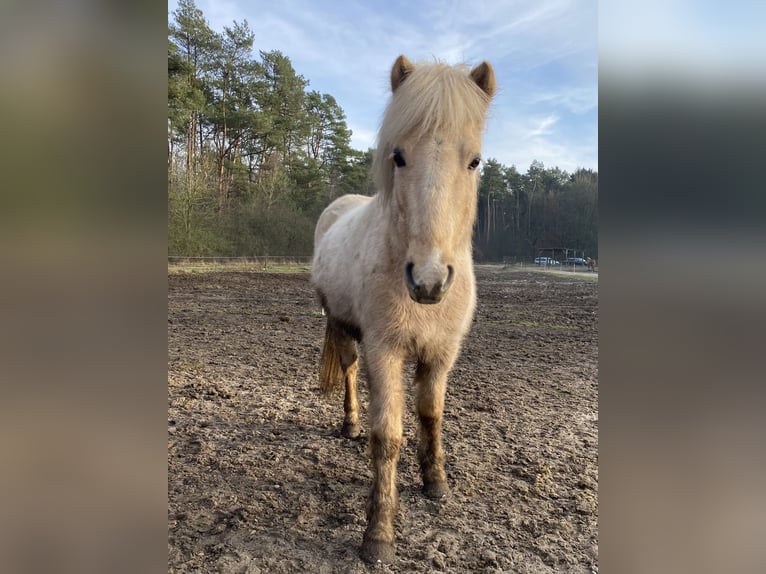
xmin=468 ymin=156 xmax=481 ymax=170
xmin=392 ymin=149 xmax=406 ymax=168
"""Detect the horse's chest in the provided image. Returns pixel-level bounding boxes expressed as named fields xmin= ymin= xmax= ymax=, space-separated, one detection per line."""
xmin=385 ymin=305 xmax=469 ymax=351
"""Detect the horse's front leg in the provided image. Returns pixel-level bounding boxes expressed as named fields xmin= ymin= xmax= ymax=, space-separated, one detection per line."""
xmin=360 ymin=349 xmax=404 ymax=564
xmin=415 ymin=351 xmax=456 ymax=499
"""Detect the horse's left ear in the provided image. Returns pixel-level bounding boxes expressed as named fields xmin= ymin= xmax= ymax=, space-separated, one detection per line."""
xmin=470 ymin=62 xmax=496 ymax=98
xmin=391 ymin=55 xmax=414 ymax=92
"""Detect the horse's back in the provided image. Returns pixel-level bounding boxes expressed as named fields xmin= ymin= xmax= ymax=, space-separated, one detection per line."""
xmin=312 ymin=193 xmax=376 ymax=322
xmin=314 ymin=194 xmax=373 ymax=247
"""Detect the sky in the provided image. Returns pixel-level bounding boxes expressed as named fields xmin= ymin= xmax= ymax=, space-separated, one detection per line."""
xmin=168 ymin=0 xmax=598 ymax=173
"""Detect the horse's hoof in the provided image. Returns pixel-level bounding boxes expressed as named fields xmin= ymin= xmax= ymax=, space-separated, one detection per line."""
xmin=341 ymin=422 xmax=361 ymax=439
xmin=423 ymin=480 xmax=449 ymax=500
xmin=360 ymin=537 xmax=396 ymax=564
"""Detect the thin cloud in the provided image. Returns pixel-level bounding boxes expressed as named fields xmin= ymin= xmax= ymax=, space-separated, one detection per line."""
xmin=486 ymin=110 xmax=597 ymax=173
xmin=524 ymin=115 xmax=560 ymax=139
xmin=526 ymin=86 xmax=597 ymax=115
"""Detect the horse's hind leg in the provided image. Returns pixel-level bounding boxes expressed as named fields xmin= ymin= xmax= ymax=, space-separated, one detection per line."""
xmin=336 ymin=336 xmax=361 ymax=438
xmin=320 ymin=319 xmax=361 ymax=438
xmin=414 ymin=352 xmax=456 ymax=499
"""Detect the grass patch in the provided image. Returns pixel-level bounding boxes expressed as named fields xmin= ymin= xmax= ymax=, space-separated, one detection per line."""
xmin=498 ymin=264 xmax=599 ymax=281
xmin=169 ymin=261 xmax=311 ymax=274
xmin=545 ymin=270 xmax=599 ymax=281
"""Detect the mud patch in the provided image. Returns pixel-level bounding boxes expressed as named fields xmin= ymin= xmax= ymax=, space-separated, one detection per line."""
xmin=168 ymin=267 xmax=598 ymax=573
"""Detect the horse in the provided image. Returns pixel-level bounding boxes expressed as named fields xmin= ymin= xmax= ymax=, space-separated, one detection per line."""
xmin=310 ymin=55 xmax=496 ymax=564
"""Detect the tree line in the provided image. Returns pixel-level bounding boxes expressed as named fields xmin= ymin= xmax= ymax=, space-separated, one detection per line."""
xmin=475 ymin=160 xmax=598 ymax=261
xmin=168 ymin=0 xmax=597 ymax=260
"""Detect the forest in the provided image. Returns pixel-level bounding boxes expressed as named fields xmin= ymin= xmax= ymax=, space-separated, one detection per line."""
xmin=168 ymin=0 xmax=597 ymax=261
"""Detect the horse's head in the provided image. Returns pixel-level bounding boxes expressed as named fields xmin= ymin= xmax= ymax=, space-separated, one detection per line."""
xmin=374 ymin=56 xmax=495 ymax=304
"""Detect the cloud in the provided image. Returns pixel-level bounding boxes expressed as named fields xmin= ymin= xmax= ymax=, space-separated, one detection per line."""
xmin=525 ymin=86 xmax=597 ymax=115
xmin=524 ymin=114 xmax=560 ymax=139
xmin=348 ymin=125 xmax=377 ymax=152
xmin=486 ymin=131 xmax=598 ymax=174
xmin=485 ymin=110 xmax=597 ymax=173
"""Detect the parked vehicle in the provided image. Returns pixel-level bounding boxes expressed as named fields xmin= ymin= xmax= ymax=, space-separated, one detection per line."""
xmin=563 ymin=257 xmax=588 ymax=266
xmin=534 ymin=257 xmax=560 ymax=265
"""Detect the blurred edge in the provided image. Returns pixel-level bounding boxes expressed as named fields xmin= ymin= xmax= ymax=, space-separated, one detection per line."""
xmin=0 ymin=2 xmax=167 ymax=574
xmin=600 ymin=1 xmax=766 ymax=573
xmin=1 ymin=1 xmax=765 ymax=573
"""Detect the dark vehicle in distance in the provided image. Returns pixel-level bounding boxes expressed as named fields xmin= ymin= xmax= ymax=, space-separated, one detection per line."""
xmin=564 ymin=257 xmax=588 ymax=266
xmin=534 ymin=257 xmax=560 ymax=265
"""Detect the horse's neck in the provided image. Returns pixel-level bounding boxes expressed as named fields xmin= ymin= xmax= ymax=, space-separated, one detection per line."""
xmin=370 ymin=197 xmax=407 ymax=265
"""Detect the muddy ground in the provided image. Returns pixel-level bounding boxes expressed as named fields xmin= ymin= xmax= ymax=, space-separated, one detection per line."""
xmin=168 ymin=266 xmax=598 ymax=573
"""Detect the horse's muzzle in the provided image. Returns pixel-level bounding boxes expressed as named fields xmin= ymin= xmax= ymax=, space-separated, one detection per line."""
xmin=405 ymin=262 xmax=454 ymax=304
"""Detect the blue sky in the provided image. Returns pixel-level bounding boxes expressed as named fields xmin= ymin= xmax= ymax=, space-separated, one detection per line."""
xmin=169 ymin=0 xmax=598 ymax=173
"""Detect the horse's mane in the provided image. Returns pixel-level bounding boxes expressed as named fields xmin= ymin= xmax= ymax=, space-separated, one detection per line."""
xmin=372 ymin=60 xmax=493 ymax=200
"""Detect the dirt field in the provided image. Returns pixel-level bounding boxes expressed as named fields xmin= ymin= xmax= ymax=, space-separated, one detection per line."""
xmin=168 ymin=265 xmax=598 ymax=573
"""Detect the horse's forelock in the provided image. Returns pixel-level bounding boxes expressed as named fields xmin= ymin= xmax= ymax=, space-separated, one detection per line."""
xmin=372 ymin=61 xmax=493 ymax=200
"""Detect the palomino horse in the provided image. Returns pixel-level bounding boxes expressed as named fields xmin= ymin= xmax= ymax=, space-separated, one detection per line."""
xmin=311 ymin=55 xmax=495 ymax=563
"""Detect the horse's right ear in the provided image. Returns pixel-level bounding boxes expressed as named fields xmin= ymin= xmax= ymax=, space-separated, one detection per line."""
xmin=391 ymin=55 xmax=414 ymax=92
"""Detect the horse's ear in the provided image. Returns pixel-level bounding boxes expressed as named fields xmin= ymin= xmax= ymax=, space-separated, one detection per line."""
xmin=391 ymin=55 xmax=414 ymax=92
xmin=470 ymin=61 xmax=496 ymax=98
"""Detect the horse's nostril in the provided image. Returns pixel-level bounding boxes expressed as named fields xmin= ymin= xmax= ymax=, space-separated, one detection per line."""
xmin=405 ymin=262 xmax=417 ymax=291
xmin=444 ymin=265 xmax=455 ymax=291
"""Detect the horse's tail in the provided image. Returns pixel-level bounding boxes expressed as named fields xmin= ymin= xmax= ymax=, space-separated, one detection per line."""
xmin=319 ymin=321 xmax=344 ymax=397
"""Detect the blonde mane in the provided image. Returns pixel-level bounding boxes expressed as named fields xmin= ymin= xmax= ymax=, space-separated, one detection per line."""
xmin=372 ymin=60 xmax=493 ymax=200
